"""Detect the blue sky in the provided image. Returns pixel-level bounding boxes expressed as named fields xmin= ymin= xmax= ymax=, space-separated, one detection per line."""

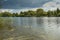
xmin=0 ymin=0 xmax=60 ymax=13
xmin=1 ymin=0 xmax=51 ymax=9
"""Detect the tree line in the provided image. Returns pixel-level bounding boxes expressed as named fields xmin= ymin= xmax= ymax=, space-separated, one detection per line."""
xmin=0 ymin=8 xmax=60 ymax=17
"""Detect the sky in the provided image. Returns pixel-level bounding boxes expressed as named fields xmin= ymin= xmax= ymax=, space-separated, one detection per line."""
xmin=0 ymin=0 xmax=60 ymax=13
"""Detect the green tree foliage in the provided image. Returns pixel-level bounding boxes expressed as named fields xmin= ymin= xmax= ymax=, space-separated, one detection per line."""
xmin=19 ymin=12 xmax=25 ymax=17
xmin=57 ymin=8 xmax=60 ymax=13
xmin=53 ymin=11 xmax=57 ymax=17
xmin=25 ymin=10 xmax=36 ymax=17
xmin=0 ymin=12 xmax=12 ymax=17
xmin=36 ymin=8 xmax=44 ymax=17
xmin=15 ymin=13 xmax=19 ymax=17
xmin=0 ymin=8 xmax=60 ymax=17
xmin=42 ymin=11 xmax=48 ymax=16
xmin=56 ymin=8 xmax=60 ymax=17
xmin=12 ymin=13 xmax=16 ymax=17
xmin=47 ymin=10 xmax=54 ymax=17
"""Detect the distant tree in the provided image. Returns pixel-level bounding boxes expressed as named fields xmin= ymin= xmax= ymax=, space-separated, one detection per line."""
xmin=1 ymin=12 xmax=12 ymax=17
xmin=56 ymin=8 xmax=60 ymax=17
xmin=36 ymin=8 xmax=44 ymax=17
xmin=26 ymin=10 xmax=36 ymax=17
xmin=19 ymin=12 xmax=25 ymax=17
xmin=0 ymin=8 xmax=60 ymax=17
xmin=12 ymin=13 xmax=16 ymax=17
xmin=57 ymin=8 xmax=60 ymax=13
xmin=47 ymin=10 xmax=54 ymax=17
xmin=15 ymin=13 xmax=19 ymax=17
xmin=43 ymin=11 xmax=48 ymax=16
xmin=53 ymin=11 xmax=57 ymax=17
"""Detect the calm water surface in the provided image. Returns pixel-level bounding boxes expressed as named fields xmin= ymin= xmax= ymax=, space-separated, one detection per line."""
xmin=1 ymin=17 xmax=60 ymax=40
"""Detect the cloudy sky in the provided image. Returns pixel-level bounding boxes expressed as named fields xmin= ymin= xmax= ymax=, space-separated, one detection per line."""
xmin=0 ymin=0 xmax=60 ymax=13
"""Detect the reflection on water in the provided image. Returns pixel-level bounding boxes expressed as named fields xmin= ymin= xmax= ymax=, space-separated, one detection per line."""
xmin=0 ymin=17 xmax=60 ymax=40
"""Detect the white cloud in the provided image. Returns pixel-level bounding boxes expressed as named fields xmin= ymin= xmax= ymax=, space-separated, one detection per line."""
xmin=0 ymin=9 xmax=13 ymax=13
xmin=53 ymin=0 xmax=60 ymax=2
xmin=42 ymin=0 xmax=60 ymax=10
xmin=0 ymin=8 xmax=38 ymax=13
xmin=1 ymin=0 xmax=60 ymax=13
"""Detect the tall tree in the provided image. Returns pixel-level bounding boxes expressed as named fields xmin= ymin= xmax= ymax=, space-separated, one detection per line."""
xmin=36 ymin=8 xmax=44 ymax=17
xmin=19 ymin=12 xmax=25 ymax=17
xmin=15 ymin=13 xmax=19 ymax=17
xmin=47 ymin=10 xmax=54 ymax=17
xmin=12 ymin=13 xmax=16 ymax=17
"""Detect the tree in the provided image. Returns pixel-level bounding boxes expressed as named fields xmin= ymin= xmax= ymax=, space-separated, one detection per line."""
xmin=26 ymin=10 xmax=36 ymax=17
xmin=36 ymin=8 xmax=44 ymax=17
xmin=42 ymin=11 xmax=48 ymax=16
xmin=0 ymin=8 xmax=60 ymax=17
xmin=57 ymin=8 xmax=60 ymax=13
xmin=15 ymin=13 xmax=19 ymax=17
xmin=1 ymin=12 xmax=12 ymax=17
xmin=19 ymin=12 xmax=25 ymax=17
xmin=12 ymin=13 xmax=16 ymax=17
xmin=56 ymin=8 xmax=60 ymax=17
xmin=53 ymin=11 xmax=57 ymax=17
xmin=47 ymin=10 xmax=54 ymax=17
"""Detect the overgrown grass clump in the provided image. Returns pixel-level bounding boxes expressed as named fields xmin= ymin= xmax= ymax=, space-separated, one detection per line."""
xmin=0 ymin=17 xmax=13 ymax=30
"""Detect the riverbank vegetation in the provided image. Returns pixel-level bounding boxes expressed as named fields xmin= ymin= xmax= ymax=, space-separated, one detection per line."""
xmin=0 ymin=18 xmax=14 ymax=40
xmin=0 ymin=8 xmax=60 ymax=17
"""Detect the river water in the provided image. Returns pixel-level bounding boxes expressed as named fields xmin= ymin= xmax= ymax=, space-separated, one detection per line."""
xmin=1 ymin=17 xmax=60 ymax=40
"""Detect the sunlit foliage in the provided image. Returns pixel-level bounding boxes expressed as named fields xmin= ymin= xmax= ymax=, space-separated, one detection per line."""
xmin=0 ymin=8 xmax=60 ymax=17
